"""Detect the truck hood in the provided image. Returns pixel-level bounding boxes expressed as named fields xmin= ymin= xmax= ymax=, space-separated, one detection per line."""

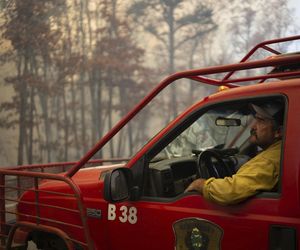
xmin=16 ymin=163 xmax=126 ymax=233
xmin=35 ymin=163 xmax=126 ymax=195
xmin=72 ymin=163 xmax=126 ymax=184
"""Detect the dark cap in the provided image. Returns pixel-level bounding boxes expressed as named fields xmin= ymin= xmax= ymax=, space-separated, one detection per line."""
xmin=250 ymin=103 xmax=283 ymax=125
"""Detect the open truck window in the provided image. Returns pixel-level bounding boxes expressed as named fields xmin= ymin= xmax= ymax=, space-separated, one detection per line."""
xmin=145 ymin=96 xmax=285 ymax=198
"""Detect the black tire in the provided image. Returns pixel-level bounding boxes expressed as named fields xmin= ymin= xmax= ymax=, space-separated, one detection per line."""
xmin=32 ymin=232 xmax=68 ymax=250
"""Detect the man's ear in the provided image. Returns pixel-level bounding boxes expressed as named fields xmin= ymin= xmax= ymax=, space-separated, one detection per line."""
xmin=275 ymin=125 xmax=283 ymax=139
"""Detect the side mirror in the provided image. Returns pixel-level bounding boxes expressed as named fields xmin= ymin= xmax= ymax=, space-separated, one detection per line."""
xmin=104 ymin=168 xmax=139 ymax=202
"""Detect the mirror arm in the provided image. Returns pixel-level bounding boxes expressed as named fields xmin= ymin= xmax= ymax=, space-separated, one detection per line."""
xmin=129 ymin=186 xmax=140 ymax=201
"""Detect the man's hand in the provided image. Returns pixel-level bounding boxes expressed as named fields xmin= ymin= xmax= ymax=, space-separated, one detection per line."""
xmin=185 ymin=178 xmax=206 ymax=194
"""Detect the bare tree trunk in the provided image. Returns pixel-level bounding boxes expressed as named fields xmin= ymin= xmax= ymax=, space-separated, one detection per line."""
xmin=63 ymin=91 xmax=69 ymax=161
xmin=27 ymin=54 xmax=39 ymax=164
xmin=28 ymin=87 xmax=34 ymax=164
xmin=106 ymin=0 xmax=118 ymax=158
xmin=80 ymin=79 xmax=86 ymax=153
xmin=96 ymin=74 xmax=103 ymax=158
xmin=54 ymin=95 xmax=60 ymax=160
xmin=118 ymin=82 xmax=133 ymax=157
xmin=107 ymin=81 xmax=114 ymax=158
xmin=168 ymin=9 xmax=177 ymax=119
xmin=40 ymin=59 xmax=51 ymax=163
xmin=94 ymin=6 xmax=104 ymax=159
xmin=79 ymin=0 xmax=87 ymax=155
xmin=62 ymin=6 xmax=73 ymax=161
xmin=89 ymin=74 xmax=96 ymax=145
xmin=17 ymin=52 xmax=29 ymax=165
xmin=71 ymin=77 xmax=80 ymax=159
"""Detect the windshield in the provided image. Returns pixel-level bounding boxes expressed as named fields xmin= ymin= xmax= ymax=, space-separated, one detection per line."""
xmin=159 ymin=105 xmax=254 ymax=159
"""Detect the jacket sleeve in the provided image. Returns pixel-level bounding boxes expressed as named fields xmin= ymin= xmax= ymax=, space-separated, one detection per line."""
xmin=202 ymin=150 xmax=280 ymax=205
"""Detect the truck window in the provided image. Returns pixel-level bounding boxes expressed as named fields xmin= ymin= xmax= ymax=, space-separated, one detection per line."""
xmin=145 ymin=96 xmax=285 ymax=199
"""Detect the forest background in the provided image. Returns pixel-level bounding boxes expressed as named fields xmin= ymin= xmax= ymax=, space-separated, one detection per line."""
xmin=0 ymin=0 xmax=299 ymax=166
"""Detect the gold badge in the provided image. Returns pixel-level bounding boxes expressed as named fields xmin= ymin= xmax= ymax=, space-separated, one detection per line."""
xmin=173 ymin=218 xmax=223 ymax=250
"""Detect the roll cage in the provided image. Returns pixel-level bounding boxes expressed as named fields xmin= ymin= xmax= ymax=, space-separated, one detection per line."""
xmin=67 ymin=35 xmax=300 ymax=177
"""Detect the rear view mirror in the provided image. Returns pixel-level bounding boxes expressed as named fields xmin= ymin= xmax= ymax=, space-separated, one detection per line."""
xmin=215 ymin=117 xmax=241 ymax=127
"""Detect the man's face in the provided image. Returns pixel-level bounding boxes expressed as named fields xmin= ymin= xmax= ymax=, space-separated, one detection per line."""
xmin=250 ymin=114 xmax=280 ymax=149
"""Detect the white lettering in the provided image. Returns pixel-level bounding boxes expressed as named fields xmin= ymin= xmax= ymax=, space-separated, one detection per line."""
xmin=119 ymin=205 xmax=128 ymax=223
xmin=108 ymin=204 xmax=116 ymax=221
xmin=128 ymin=206 xmax=138 ymax=224
xmin=107 ymin=204 xmax=138 ymax=224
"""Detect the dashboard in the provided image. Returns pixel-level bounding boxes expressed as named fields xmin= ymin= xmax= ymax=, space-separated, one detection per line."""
xmin=147 ymin=151 xmax=250 ymax=198
xmin=148 ymin=156 xmax=198 ymax=197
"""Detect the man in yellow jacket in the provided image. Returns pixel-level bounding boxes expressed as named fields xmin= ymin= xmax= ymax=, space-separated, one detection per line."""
xmin=185 ymin=102 xmax=283 ymax=205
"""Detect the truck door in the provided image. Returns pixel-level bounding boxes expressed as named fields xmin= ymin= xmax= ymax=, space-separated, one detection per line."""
xmin=104 ymin=189 xmax=288 ymax=249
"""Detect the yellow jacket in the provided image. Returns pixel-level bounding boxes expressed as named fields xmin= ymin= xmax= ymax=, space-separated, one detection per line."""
xmin=202 ymin=140 xmax=282 ymax=205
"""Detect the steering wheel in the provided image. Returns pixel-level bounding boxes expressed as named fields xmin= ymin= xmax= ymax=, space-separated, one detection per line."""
xmin=197 ymin=149 xmax=233 ymax=179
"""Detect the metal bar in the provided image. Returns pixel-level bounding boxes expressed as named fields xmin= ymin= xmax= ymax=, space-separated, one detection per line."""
xmin=0 ymin=170 xmax=93 ymax=249
xmin=0 ymin=170 xmax=69 ymax=181
xmin=186 ymin=76 xmax=239 ymax=88
xmin=187 ymin=75 xmax=239 ymax=87
xmin=16 ymin=212 xmax=84 ymax=230
xmin=66 ymin=53 xmax=300 ymax=177
xmin=0 ymin=186 xmax=75 ymax=198
xmin=186 ymin=63 xmax=300 ymax=86
xmin=0 ymin=200 xmax=80 ymax=215
xmin=220 ymin=71 xmax=300 ymax=84
xmin=261 ymin=45 xmax=281 ymax=55
xmin=222 ymin=35 xmax=300 ymax=81
xmin=4 ymin=158 xmax=128 ymax=171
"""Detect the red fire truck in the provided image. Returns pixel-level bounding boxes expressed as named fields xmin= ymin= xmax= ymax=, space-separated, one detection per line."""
xmin=1 ymin=35 xmax=300 ymax=250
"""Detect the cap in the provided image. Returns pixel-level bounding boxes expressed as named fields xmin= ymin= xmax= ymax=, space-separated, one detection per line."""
xmin=250 ymin=103 xmax=283 ymax=125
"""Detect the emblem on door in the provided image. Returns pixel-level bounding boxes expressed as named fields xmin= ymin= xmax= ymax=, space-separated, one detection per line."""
xmin=173 ymin=218 xmax=223 ymax=250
